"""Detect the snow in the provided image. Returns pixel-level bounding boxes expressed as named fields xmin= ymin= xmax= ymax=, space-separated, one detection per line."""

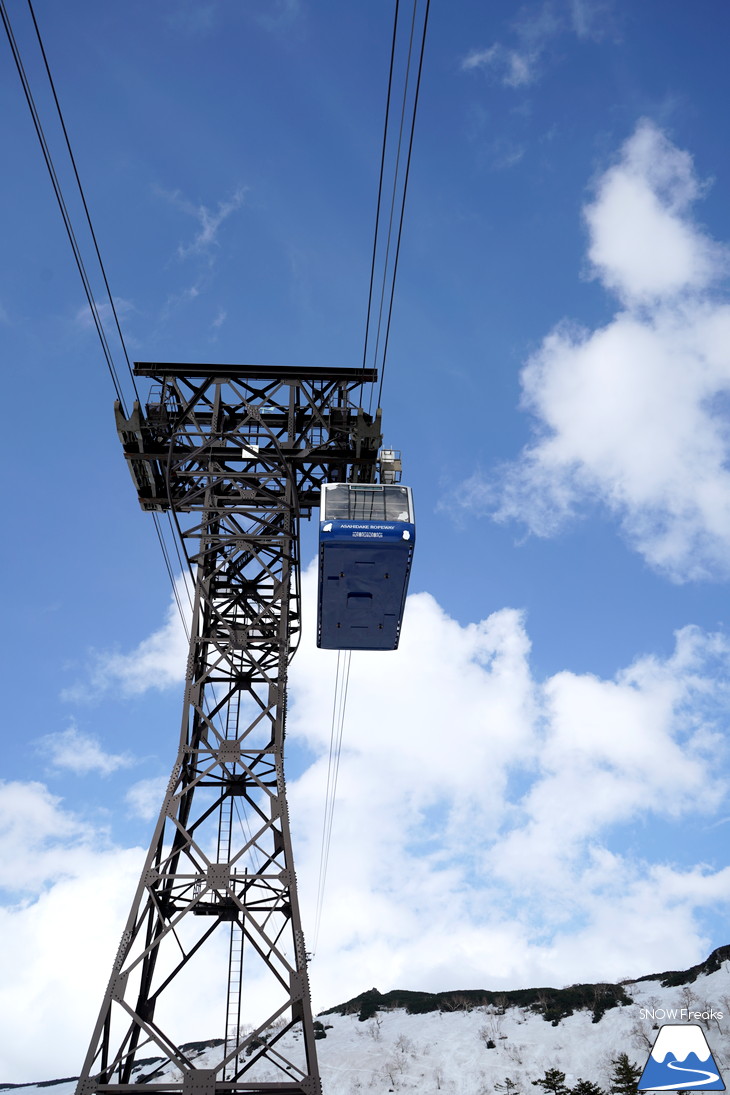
xmin=5 ymin=954 xmax=730 ymax=1093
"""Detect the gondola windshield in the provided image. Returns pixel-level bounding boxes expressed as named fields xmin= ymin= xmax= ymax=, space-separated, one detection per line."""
xmin=321 ymin=484 xmax=412 ymax=523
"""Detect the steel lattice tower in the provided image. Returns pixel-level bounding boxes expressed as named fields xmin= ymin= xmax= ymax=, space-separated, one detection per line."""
xmin=77 ymin=364 xmax=380 ymax=1095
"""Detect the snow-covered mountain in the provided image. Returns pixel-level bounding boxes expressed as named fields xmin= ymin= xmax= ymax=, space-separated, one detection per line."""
xmin=6 ymin=946 xmax=730 ymax=1094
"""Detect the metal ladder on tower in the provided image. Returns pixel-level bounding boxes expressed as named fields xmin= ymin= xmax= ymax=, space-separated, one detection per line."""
xmin=224 ymin=914 xmax=245 ymax=1080
xmin=220 ymin=679 xmax=244 ymax=1081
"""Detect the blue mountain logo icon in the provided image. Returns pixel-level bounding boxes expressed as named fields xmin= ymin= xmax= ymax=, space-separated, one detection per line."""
xmin=639 ymin=1023 xmax=725 ymax=1090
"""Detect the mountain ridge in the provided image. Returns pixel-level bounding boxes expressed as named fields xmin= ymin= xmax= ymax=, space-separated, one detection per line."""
xmin=6 ymin=944 xmax=730 ymax=1093
xmin=629 ymin=943 xmax=730 ymax=988
xmin=321 ymin=944 xmax=730 ymax=1025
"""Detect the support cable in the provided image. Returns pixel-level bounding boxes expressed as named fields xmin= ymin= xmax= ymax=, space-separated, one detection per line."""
xmin=376 ymin=0 xmax=430 ymax=410
xmin=0 ymin=0 xmax=127 ymax=411
xmin=361 ymin=0 xmax=400 ymax=380
xmin=1 ymin=0 xmax=192 ymax=639
xmin=368 ymin=0 xmax=419 ymax=414
xmin=362 ymin=0 xmax=430 ymax=414
xmin=26 ymin=0 xmax=141 ymax=407
xmin=312 ymin=0 xmax=429 ymax=956
xmin=7 ymin=0 xmax=425 ymax=976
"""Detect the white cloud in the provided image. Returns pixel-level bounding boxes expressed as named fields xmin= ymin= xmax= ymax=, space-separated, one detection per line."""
xmin=451 ymin=120 xmax=730 ymax=581
xmin=4 ymin=572 xmax=730 ymax=1077
xmin=0 ymin=774 xmax=242 ymax=1081
xmin=584 ymin=120 xmax=727 ymax=305
xmin=461 ymin=1 xmax=608 ymax=88
xmin=0 ymin=780 xmax=146 ymax=1079
xmin=489 ymin=624 xmax=729 ymax=892
xmin=491 ymin=141 xmax=526 ymax=170
xmin=39 ymin=725 xmax=134 ymax=776
xmin=544 ymin=860 xmax=728 ymax=978
xmin=125 ymin=775 xmax=168 ymax=820
xmin=0 ymin=780 xmax=96 ymax=894
xmin=462 ymin=45 xmax=499 ymax=72
xmin=286 ymin=566 xmax=730 ymax=1004
xmin=569 ymin=0 xmax=614 ymax=40
xmin=0 ymin=851 xmax=143 ymax=1081
xmin=62 ymin=573 xmax=190 ymax=701
xmin=461 ymin=43 xmax=539 ymax=88
xmin=75 ymin=297 xmax=134 ymax=330
xmin=157 ymin=185 xmax=247 ymax=261
xmin=159 ymin=282 xmax=202 ymax=324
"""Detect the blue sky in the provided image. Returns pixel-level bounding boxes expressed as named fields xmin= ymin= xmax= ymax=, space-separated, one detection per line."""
xmin=4 ymin=0 xmax=730 ymax=1081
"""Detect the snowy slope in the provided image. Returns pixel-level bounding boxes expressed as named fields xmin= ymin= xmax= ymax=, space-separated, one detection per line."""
xmin=5 ymin=947 xmax=730 ymax=1093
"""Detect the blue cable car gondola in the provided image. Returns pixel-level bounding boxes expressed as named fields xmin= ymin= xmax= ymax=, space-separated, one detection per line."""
xmin=317 ymin=483 xmax=415 ymax=650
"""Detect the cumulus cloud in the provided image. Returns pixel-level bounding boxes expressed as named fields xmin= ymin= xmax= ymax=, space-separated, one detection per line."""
xmin=10 ymin=569 xmax=730 ymax=1078
xmin=489 ymin=624 xmax=730 ymax=892
xmin=125 ymin=775 xmax=168 ymax=820
xmin=62 ymin=573 xmax=190 ymax=701
xmin=584 ymin=121 xmax=728 ymax=305
xmin=38 ymin=725 xmax=134 ymax=776
xmin=0 ymin=775 xmax=239 ymax=1081
xmin=287 ymin=568 xmax=730 ymax=1002
xmin=451 ymin=120 xmax=730 ymax=581
xmin=0 ymin=780 xmax=100 ymax=895
xmin=0 ymin=780 xmax=146 ymax=1079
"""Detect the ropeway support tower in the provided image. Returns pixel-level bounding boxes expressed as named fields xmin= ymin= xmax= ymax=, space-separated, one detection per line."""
xmin=77 ymin=363 xmax=381 ymax=1095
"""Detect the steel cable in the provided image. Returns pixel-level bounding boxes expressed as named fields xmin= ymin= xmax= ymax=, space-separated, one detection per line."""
xmin=1 ymin=0 xmax=198 ymax=639
xmin=312 ymin=0 xmax=429 ymax=958
xmin=361 ymin=0 xmax=401 ymax=383
xmin=376 ymin=0 xmax=430 ymax=409
xmin=26 ymin=0 xmax=141 ymax=408
xmin=364 ymin=0 xmax=430 ymax=415
xmin=368 ymin=0 xmax=420 ymax=414
xmin=1 ymin=0 xmax=127 ymax=410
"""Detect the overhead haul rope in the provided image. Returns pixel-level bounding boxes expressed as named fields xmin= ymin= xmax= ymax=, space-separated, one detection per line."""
xmin=361 ymin=0 xmax=401 ymax=381
xmin=5 ymin=0 xmax=424 ymax=955
xmin=25 ymin=0 xmax=141 ymax=409
xmin=17 ymin=0 xmax=303 ymax=874
xmin=311 ymin=0 xmax=429 ymax=955
xmin=1 ymin=0 xmax=127 ymax=409
xmin=375 ymin=0 xmax=430 ymax=411
xmin=362 ymin=0 xmax=431 ymax=413
xmin=1 ymin=0 xmax=192 ymax=639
